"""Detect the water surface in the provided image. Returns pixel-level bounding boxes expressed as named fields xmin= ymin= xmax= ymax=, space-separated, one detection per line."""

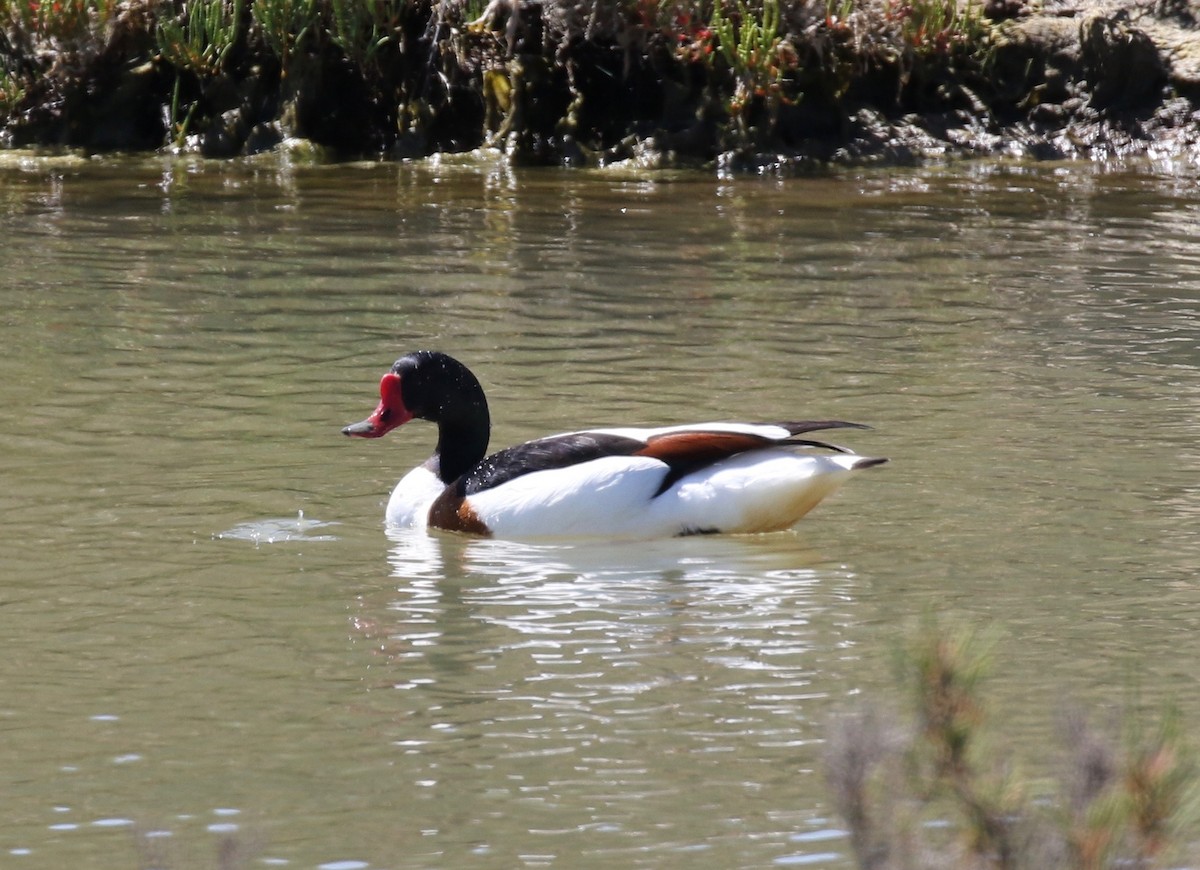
xmin=2 ymin=152 xmax=1199 ymax=867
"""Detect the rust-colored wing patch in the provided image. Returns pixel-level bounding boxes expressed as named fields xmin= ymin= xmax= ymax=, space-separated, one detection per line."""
xmin=635 ymin=431 xmax=778 ymax=496
xmin=635 ymin=431 xmax=774 ymax=464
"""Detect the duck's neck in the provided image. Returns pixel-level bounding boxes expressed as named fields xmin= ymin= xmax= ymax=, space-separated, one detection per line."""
xmin=431 ymin=406 xmax=491 ymax=485
xmin=401 ymin=350 xmax=492 ymax=485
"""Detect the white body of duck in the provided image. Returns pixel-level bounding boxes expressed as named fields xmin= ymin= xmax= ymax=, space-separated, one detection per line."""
xmin=343 ymin=352 xmax=885 ymax=540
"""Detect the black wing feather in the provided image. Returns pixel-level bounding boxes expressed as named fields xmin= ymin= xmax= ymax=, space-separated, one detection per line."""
xmin=459 ymin=432 xmax=645 ymax=496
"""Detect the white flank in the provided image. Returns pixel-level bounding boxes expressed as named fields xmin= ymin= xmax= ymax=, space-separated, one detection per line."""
xmin=647 ymin=450 xmax=865 ymax=536
xmin=466 ymin=456 xmax=665 ymax=538
xmin=471 ymin=449 xmax=875 ymax=540
xmin=385 ymin=466 xmax=444 ymax=528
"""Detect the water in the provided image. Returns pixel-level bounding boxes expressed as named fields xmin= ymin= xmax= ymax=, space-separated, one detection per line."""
xmin=2 ymin=151 xmax=1199 ymax=867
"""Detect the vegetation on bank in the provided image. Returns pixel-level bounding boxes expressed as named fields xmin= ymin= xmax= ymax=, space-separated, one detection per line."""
xmin=825 ymin=620 xmax=1199 ymax=869
xmin=2 ymin=0 xmax=1182 ymax=167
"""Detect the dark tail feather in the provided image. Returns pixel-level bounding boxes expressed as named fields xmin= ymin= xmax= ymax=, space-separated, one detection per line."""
xmin=775 ymin=420 xmax=872 ymax=437
xmin=786 ymin=437 xmax=857 ymax=453
xmin=851 ymin=456 xmax=889 ymax=470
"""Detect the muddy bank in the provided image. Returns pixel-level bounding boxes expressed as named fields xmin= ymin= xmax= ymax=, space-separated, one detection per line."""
xmin=1 ymin=0 xmax=1198 ymax=170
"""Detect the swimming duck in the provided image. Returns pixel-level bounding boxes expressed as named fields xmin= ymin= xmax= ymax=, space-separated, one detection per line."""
xmin=342 ymin=351 xmax=885 ymax=539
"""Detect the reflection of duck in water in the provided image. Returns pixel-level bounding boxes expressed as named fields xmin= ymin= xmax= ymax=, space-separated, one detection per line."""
xmin=344 ymin=351 xmax=886 ymax=540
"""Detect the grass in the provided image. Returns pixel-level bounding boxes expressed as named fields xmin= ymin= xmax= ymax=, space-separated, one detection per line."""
xmin=824 ymin=619 xmax=1199 ymax=869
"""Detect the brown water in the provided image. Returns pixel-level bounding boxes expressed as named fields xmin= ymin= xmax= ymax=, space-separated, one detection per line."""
xmin=2 ymin=151 xmax=1199 ymax=868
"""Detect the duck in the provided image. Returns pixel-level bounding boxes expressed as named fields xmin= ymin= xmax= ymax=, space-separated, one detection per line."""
xmin=342 ymin=351 xmax=886 ymax=540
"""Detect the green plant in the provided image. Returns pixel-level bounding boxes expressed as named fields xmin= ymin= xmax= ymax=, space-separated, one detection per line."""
xmin=886 ymin=0 xmax=990 ymax=58
xmin=327 ymin=0 xmax=398 ymax=70
xmin=706 ymin=0 xmax=796 ymax=140
xmin=155 ymin=0 xmax=244 ymax=147
xmin=1121 ymin=711 xmax=1194 ymax=864
xmin=251 ymin=0 xmax=316 ymax=74
xmin=909 ymin=622 xmax=993 ymax=783
xmin=906 ymin=622 xmax=1025 ymax=866
xmin=826 ymin=620 xmax=1200 ymax=870
xmin=0 ymin=64 xmax=24 ymax=117
xmin=825 ymin=0 xmax=855 ymax=28
xmin=1 ymin=0 xmax=124 ymax=71
xmin=0 ymin=0 xmax=126 ymax=130
xmin=156 ymin=0 xmax=244 ymax=76
xmin=3 ymin=0 xmax=110 ymax=44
